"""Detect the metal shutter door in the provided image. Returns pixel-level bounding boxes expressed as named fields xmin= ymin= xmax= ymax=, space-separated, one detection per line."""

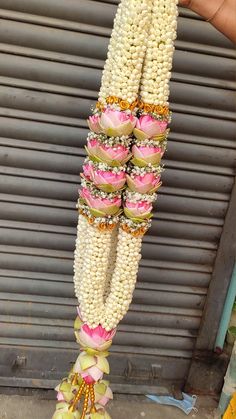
xmin=0 ymin=0 xmax=235 ymax=393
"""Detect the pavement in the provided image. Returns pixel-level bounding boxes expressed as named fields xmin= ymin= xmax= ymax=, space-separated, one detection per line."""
xmin=0 ymin=394 xmax=219 ymax=419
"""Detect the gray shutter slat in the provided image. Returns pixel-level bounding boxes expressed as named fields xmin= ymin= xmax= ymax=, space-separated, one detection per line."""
xmin=0 ymin=0 xmax=235 ymax=390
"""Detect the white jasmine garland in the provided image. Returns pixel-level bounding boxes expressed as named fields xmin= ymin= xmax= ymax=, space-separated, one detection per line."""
xmin=101 ymin=228 xmax=142 ymax=330
xmin=99 ymin=0 xmax=153 ymax=104
xmin=74 ymin=0 xmax=178 ymax=331
xmin=73 ymin=214 xmax=89 ymax=301
xmin=140 ymin=0 xmax=178 ymax=105
xmin=54 ymin=2 xmax=179 ymax=418
xmin=79 ymin=221 xmax=113 ymax=327
xmin=103 ymin=226 xmax=118 ymax=301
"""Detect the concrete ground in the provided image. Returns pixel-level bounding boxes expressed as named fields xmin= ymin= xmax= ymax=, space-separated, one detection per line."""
xmin=0 ymin=394 xmax=218 ymax=419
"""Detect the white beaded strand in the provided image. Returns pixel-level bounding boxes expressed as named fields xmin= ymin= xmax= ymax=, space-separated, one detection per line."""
xmin=101 ymin=229 xmax=142 ymax=330
xmin=73 ymin=214 xmax=89 ymax=301
xmin=79 ymin=222 xmax=113 ymax=327
xmin=73 ymin=0 xmax=179 ymax=332
xmin=140 ymin=0 xmax=178 ymax=105
xmin=99 ymin=0 xmax=153 ymax=104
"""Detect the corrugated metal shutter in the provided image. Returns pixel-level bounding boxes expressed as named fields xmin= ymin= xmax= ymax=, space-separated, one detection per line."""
xmin=0 ymin=0 xmax=235 ymax=392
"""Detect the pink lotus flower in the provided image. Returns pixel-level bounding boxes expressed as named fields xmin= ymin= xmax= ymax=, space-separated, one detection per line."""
xmin=87 ymin=139 xmax=130 ymax=165
xmin=124 ymin=200 xmax=153 ymax=219
xmin=73 ymin=352 xmax=110 ymax=384
xmin=80 ymin=187 xmax=121 ymax=216
xmin=100 ymin=109 xmax=136 ymax=137
xmin=126 ymin=173 xmax=161 ymax=194
xmin=82 ymin=162 xmax=93 ymax=180
xmin=87 ymin=115 xmax=102 ymax=133
xmin=92 ymin=169 xmax=126 ymax=192
xmin=134 ymin=115 xmax=167 ymax=140
xmin=99 ymin=143 xmax=130 ymax=163
xmin=132 ymin=145 xmax=163 ymax=166
xmin=76 ymin=324 xmax=115 ymax=352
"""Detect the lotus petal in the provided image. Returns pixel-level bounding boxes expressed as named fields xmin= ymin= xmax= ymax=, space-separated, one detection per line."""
xmin=95 ymin=382 xmax=107 ymax=396
xmin=97 ymin=184 xmax=119 ymax=193
xmin=124 ymin=208 xmax=153 ymax=221
xmin=96 ymin=356 xmax=110 ymax=374
xmin=130 ymin=157 xmax=149 ymax=167
xmin=89 ymin=208 xmax=107 ymax=218
xmin=149 ymin=182 xmax=162 ymax=193
xmin=79 ymin=353 xmax=96 ymax=370
xmin=74 ymin=316 xmax=83 ymax=331
xmin=133 ymin=128 xmax=149 ymax=141
xmin=59 ymin=381 xmax=71 ymax=393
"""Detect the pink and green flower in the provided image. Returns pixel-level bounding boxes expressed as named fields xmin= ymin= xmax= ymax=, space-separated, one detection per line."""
xmin=100 ymin=109 xmax=136 ymax=137
xmin=80 ymin=187 xmax=122 ymax=217
xmin=131 ymin=145 xmax=163 ymax=167
xmin=87 ymin=139 xmax=131 ymax=166
xmin=92 ymin=169 xmax=126 ymax=193
xmin=126 ymin=173 xmax=161 ymax=194
xmin=133 ymin=115 xmax=167 ymax=140
xmin=124 ymin=199 xmax=153 ymax=221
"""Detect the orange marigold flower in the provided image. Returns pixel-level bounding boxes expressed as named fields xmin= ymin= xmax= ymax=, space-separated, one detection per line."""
xmin=106 ymin=96 xmax=114 ymax=104
xmin=120 ymin=100 xmax=129 ymax=110
xmin=144 ymin=104 xmax=153 ymax=113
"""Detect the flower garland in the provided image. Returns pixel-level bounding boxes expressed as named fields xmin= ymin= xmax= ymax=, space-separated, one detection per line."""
xmin=53 ymin=1 xmax=178 ymax=418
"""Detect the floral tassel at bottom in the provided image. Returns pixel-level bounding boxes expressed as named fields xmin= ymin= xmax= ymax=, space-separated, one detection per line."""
xmin=52 ymin=310 xmax=114 ymax=419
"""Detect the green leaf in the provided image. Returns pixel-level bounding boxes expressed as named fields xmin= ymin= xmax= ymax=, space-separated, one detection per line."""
xmin=124 ymin=208 xmax=153 ymax=221
xmin=152 ymin=133 xmax=166 ymax=142
xmin=105 ymin=128 xmax=121 ymax=137
xmin=74 ymin=316 xmax=83 ymax=331
xmin=103 ymin=206 xmax=120 ymax=216
xmin=89 ymin=154 xmax=104 ymax=164
xmin=109 ymin=159 xmax=124 ymax=167
xmin=89 ymin=208 xmax=106 ymax=218
xmin=98 ymin=184 xmax=117 ymax=193
xmin=124 ymin=208 xmax=136 ymax=219
xmin=133 ymin=128 xmax=148 ymax=141
xmin=130 ymin=157 xmax=148 ymax=167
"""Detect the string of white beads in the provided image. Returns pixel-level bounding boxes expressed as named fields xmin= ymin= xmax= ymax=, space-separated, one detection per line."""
xmin=73 ymin=214 xmax=89 ymax=301
xmin=103 ymin=226 xmax=118 ymax=301
xmin=101 ymin=228 xmax=142 ymax=330
xmin=99 ymin=0 xmax=153 ymax=104
xmin=140 ymin=0 xmax=178 ymax=106
xmin=79 ymin=222 xmax=113 ymax=328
